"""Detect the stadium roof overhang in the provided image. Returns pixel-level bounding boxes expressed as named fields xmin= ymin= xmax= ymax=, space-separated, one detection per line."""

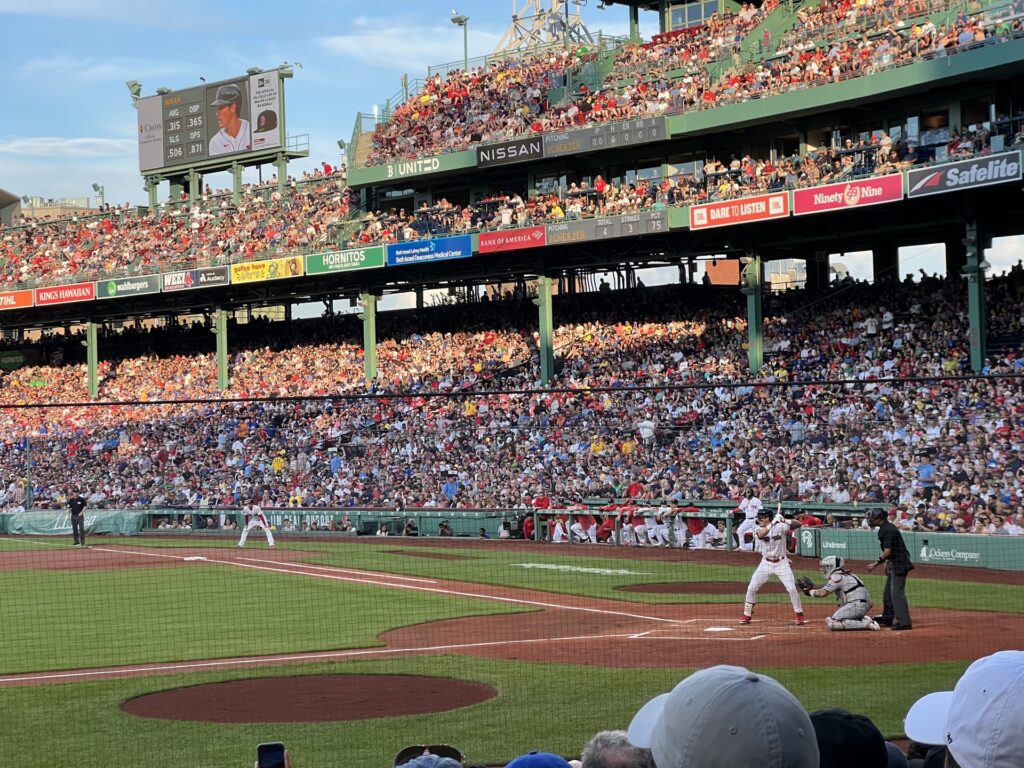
xmin=601 ymin=1 xmax=661 ymax=10
xmin=0 ymin=188 xmax=18 ymax=208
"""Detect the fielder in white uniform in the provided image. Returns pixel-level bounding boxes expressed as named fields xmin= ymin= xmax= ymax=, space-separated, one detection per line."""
xmin=804 ymin=556 xmax=880 ymax=631
xmin=238 ymin=501 xmax=275 ymax=548
xmin=736 ymin=490 xmax=763 ymax=551
xmin=740 ymin=509 xmax=805 ymax=625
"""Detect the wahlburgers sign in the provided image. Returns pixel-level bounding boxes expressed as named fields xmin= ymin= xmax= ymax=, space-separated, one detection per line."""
xmin=96 ymin=275 xmax=161 ymax=299
xmin=907 ymin=151 xmax=1022 ymax=198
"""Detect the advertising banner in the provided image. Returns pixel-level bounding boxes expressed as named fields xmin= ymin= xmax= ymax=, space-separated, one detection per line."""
xmin=689 ymin=192 xmax=790 ymax=230
xmin=306 ymin=247 xmax=385 ymax=275
xmin=478 ymin=226 xmax=547 ymax=254
xmin=907 ymin=151 xmax=1022 ymax=198
xmin=792 ymin=174 xmax=904 ymax=216
xmin=809 ymin=528 xmax=1024 ymax=571
xmin=0 ymin=289 xmax=33 ymax=312
xmin=161 ymin=266 xmax=230 ymax=292
xmin=387 ymin=234 xmax=472 ymax=266
xmin=229 ymin=256 xmax=304 ymax=285
xmin=546 ymin=219 xmax=597 ymax=246
xmin=35 ymin=282 xmax=95 ymax=306
xmin=476 ymin=137 xmax=544 ymax=168
xmin=96 ymin=275 xmax=161 ymax=300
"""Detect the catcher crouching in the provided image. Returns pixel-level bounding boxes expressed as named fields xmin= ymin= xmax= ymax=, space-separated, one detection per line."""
xmin=798 ymin=556 xmax=880 ymax=631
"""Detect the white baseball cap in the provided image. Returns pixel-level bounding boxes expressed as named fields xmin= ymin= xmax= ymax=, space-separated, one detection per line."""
xmin=627 ymin=665 xmax=819 ymax=768
xmin=904 ymin=651 xmax=1024 ymax=768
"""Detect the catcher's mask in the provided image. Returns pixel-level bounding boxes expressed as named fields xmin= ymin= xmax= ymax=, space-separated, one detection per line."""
xmin=820 ymin=555 xmax=844 ymax=577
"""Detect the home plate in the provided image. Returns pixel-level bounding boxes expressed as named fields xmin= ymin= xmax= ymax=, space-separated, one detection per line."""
xmin=704 ymin=627 xmax=736 ymax=632
xmin=183 ymin=556 xmax=208 ymax=561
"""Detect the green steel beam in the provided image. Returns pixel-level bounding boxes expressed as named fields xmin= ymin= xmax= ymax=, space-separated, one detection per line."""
xmin=536 ymin=276 xmax=555 ymax=384
xmin=740 ymin=255 xmax=763 ymax=374
xmin=86 ymin=320 xmax=99 ymax=399
xmin=360 ymin=292 xmax=378 ymax=385
xmin=963 ymin=221 xmax=987 ymax=373
xmin=231 ymin=163 xmax=243 ymax=205
xmin=215 ymin=307 xmax=229 ymax=391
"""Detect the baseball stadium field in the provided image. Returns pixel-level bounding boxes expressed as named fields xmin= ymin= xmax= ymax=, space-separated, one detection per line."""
xmin=1 ymin=533 xmax=1021 ymax=767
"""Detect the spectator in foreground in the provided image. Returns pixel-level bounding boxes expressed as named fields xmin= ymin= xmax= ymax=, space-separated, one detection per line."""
xmin=626 ymin=664 xmax=818 ymax=767
xmin=809 ymin=708 xmax=890 ymax=768
xmin=506 ymin=751 xmax=575 ymax=768
xmin=904 ymin=650 xmax=1024 ymax=768
xmin=581 ymin=730 xmax=653 ymax=768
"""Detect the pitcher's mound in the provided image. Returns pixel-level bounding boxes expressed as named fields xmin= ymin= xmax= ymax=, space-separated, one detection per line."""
xmin=121 ymin=674 xmax=497 ymax=723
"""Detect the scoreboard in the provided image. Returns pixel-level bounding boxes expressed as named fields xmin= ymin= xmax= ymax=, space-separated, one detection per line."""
xmin=137 ymin=71 xmax=282 ymax=172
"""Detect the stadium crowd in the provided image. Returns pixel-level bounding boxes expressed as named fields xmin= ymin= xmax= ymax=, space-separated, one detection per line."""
xmin=388 ymin=650 xmax=1024 ymax=768
xmin=2 ymin=272 xmax=1024 ymax=544
xmin=366 ymin=0 xmax=1024 ymax=164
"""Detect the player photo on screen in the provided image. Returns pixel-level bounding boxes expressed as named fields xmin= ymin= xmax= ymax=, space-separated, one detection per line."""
xmin=206 ymin=80 xmax=251 ymax=157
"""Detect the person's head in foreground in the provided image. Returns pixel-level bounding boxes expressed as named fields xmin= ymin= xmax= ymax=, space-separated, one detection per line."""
xmin=810 ymin=708 xmax=906 ymax=768
xmin=505 ymin=751 xmax=574 ymax=768
xmin=627 ymin=665 xmax=819 ymax=767
xmin=581 ymin=730 xmax=653 ymax=768
xmin=904 ymin=650 xmax=1024 ymax=768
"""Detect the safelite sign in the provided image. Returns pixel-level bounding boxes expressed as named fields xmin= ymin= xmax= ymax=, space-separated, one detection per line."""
xmin=689 ymin=192 xmax=789 ymax=230
xmin=792 ymin=174 xmax=903 ymax=216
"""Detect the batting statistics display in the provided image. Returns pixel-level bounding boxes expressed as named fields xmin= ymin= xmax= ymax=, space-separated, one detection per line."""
xmin=138 ymin=71 xmax=282 ymax=172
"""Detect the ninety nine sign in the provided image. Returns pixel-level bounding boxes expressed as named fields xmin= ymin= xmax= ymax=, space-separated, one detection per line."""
xmin=689 ymin=192 xmax=789 ymax=230
xmin=792 ymin=174 xmax=904 ymax=216
xmin=907 ymin=151 xmax=1022 ymax=198
xmin=162 ymin=266 xmax=229 ymax=292
xmin=478 ymin=226 xmax=547 ymax=254
xmin=477 ymin=137 xmax=544 ymax=168
xmin=35 ymin=282 xmax=95 ymax=306
xmin=306 ymin=247 xmax=385 ymax=274
xmin=0 ymin=289 xmax=34 ymax=311
xmin=387 ymin=234 xmax=473 ymax=266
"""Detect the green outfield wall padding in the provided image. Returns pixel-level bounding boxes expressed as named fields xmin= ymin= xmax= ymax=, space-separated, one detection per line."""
xmin=2 ymin=510 xmax=145 ymax=536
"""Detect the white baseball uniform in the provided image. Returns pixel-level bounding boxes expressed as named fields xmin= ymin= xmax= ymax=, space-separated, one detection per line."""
xmin=238 ymin=502 xmax=275 ymax=548
xmin=821 ymin=569 xmax=876 ymax=630
xmin=209 ymin=120 xmax=251 ymax=156
xmin=742 ymin=519 xmax=803 ymax=619
xmin=736 ymin=496 xmax=763 ymax=551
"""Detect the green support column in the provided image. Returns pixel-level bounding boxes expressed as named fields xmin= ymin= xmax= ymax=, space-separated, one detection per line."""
xmin=145 ymin=177 xmax=159 ymax=210
xmin=740 ymin=255 xmax=763 ymax=374
xmin=872 ymin=245 xmax=899 ymax=284
xmin=169 ymin=180 xmax=184 ymax=204
xmin=629 ymin=5 xmax=641 ymax=41
xmin=945 ymin=237 xmax=967 ymax=277
xmin=215 ymin=307 xmax=229 ymax=391
xmin=535 ymin=276 xmax=555 ymax=384
xmin=188 ymin=169 xmax=200 ymax=204
xmin=275 ymin=153 xmax=288 ymax=195
xmin=86 ymin=320 xmax=99 ymax=399
xmin=962 ymin=222 xmax=987 ymax=372
xmin=231 ymin=163 xmax=243 ymax=205
xmin=360 ymin=292 xmax=378 ymax=385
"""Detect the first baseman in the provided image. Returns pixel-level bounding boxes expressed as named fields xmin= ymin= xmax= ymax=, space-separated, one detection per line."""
xmin=238 ymin=500 xmax=275 ymax=548
xmin=798 ymin=556 xmax=880 ymax=631
xmin=740 ymin=507 xmax=806 ymax=625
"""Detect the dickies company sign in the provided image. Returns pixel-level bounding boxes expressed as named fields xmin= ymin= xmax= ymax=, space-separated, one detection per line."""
xmin=476 ymin=137 xmax=544 ymax=168
xmin=907 ymin=151 xmax=1022 ymax=198
xmin=792 ymin=174 xmax=903 ymax=216
xmin=478 ymin=226 xmax=547 ymax=254
xmin=96 ymin=275 xmax=161 ymax=300
xmin=162 ymin=266 xmax=230 ymax=292
xmin=689 ymin=192 xmax=790 ymax=230
xmin=35 ymin=282 xmax=95 ymax=306
xmin=0 ymin=289 xmax=33 ymax=311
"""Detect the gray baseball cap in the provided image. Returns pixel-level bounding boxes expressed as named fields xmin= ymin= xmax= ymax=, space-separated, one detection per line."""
xmin=628 ymin=665 xmax=819 ymax=768
xmin=210 ymin=84 xmax=241 ymax=106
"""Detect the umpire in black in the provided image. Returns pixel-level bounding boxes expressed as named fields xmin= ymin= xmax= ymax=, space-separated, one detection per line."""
xmin=866 ymin=507 xmax=913 ymax=630
xmin=68 ymin=489 xmax=87 ymax=546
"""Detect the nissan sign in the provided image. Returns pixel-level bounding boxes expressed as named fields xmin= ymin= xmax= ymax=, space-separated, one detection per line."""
xmin=477 ymin=137 xmax=544 ymax=168
xmin=907 ymin=151 xmax=1022 ymax=198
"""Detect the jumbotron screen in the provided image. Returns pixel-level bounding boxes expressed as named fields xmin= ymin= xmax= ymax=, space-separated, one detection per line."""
xmin=137 ymin=71 xmax=282 ymax=172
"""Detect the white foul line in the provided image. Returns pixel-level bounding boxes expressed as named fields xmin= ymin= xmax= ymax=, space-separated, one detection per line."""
xmin=238 ymin=558 xmax=441 ymax=584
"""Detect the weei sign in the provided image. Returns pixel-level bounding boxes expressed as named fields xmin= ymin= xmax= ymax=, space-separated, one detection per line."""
xmin=161 ymin=266 xmax=230 ymax=292
xmin=907 ymin=151 xmax=1022 ymax=198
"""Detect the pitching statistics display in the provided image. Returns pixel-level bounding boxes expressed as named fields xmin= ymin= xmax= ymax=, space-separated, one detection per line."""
xmin=138 ymin=71 xmax=282 ymax=171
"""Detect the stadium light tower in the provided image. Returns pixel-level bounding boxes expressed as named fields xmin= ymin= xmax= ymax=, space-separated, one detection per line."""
xmin=451 ymin=10 xmax=470 ymax=72
xmin=91 ymin=183 xmax=105 ymax=209
xmin=125 ymin=80 xmax=142 ymax=109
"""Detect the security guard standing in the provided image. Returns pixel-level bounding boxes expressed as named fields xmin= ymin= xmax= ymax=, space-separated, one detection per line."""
xmin=68 ymin=490 xmax=87 ymax=547
xmin=867 ymin=507 xmax=914 ymax=630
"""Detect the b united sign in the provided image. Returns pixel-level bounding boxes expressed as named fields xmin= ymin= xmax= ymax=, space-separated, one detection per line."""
xmin=907 ymin=151 xmax=1022 ymax=198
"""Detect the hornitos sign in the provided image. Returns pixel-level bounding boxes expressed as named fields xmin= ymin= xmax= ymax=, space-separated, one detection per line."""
xmin=306 ymin=247 xmax=385 ymax=274
xmin=907 ymin=151 xmax=1022 ymax=198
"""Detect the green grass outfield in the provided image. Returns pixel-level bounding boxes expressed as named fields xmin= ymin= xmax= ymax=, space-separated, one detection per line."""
xmin=0 ymin=535 xmax=1018 ymax=767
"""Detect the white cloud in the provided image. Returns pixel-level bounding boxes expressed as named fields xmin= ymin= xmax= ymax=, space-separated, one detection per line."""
xmin=0 ymin=136 xmax=135 ymax=158
xmin=318 ymin=18 xmax=501 ymax=73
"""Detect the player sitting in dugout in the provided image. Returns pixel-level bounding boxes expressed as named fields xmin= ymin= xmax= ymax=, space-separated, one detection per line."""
xmin=798 ymin=556 xmax=881 ymax=631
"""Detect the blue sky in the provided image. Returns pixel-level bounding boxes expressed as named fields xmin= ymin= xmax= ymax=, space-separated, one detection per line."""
xmin=1 ymin=0 xmax=1019 ymax=280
